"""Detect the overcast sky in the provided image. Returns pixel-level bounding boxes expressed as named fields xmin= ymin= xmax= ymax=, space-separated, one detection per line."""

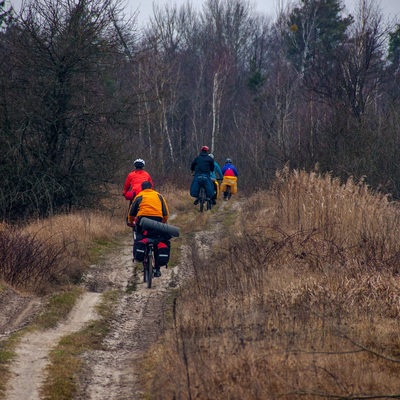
xmin=129 ymin=0 xmax=400 ymax=25
xmin=7 ymin=0 xmax=400 ymax=26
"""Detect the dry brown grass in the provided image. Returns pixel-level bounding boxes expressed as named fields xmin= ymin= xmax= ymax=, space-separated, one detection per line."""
xmin=0 ymin=195 xmax=128 ymax=293
xmin=24 ymin=209 xmax=125 ymax=250
xmin=149 ymin=168 xmax=400 ymax=399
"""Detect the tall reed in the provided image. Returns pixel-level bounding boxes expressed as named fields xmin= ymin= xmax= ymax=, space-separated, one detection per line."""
xmin=274 ymin=166 xmax=400 ymax=267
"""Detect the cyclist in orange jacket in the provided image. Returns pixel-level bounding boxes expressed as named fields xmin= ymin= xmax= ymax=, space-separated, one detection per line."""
xmin=128 ymin=181 xmax=169 ymax=277
xmin=128 ymin=181 xmax=169 ymax=226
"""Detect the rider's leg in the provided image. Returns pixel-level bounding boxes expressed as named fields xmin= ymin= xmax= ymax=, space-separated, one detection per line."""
xmin=211 ymin=180 xmax=217 ymax=204
xmin=205 ymin=178 xmax=214 ymax=200
xmin=190 ymin=176 xmax=200 ymax=204
xmin=223 ymin=184 xmax=230 ymax=200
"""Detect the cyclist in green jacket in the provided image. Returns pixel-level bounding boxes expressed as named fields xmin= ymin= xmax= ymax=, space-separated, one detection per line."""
xmin=209 ymin=154 xmax=223 ymax=203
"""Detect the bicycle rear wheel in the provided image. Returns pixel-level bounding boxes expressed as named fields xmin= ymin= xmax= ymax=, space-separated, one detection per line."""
xmin=199 ymin=187 xmax=206 ymax=212
xmin=227 ymin=185 xmax=231 ymax=200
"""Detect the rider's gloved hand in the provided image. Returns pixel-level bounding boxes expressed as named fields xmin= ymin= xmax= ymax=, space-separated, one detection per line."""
xmin=126 ymin=216 xmax=136 ymax=227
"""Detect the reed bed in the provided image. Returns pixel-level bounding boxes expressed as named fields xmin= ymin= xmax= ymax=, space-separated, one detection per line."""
xmin=273 ymin=166 xmax=400 ymax=266
xmin=148 ymin=168 xmax=400 ymax=399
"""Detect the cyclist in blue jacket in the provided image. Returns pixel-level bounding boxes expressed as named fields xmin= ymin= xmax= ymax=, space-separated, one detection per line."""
xmin=190 ymin=146 xmax=215 ymax=204
xmin=220 ymin=158 xmax=239 ymax=200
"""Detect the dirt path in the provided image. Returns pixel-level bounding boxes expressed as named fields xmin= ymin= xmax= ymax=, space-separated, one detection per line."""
xmin=6 ymin=292 xmax=101 ymax=400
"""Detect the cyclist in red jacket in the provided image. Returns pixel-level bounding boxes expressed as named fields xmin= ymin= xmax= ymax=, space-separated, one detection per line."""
xmin=122 ymin=159 xmax=154 ymax=201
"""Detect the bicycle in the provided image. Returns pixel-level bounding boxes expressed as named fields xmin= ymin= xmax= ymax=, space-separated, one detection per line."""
xmin=193 ymin=174 xmax=212 ymax=212
xmin=136 ymin=217 xmax=180 ymax=289
xmin=197 ymin=185 xmax=212 ymax=212
xmin=221 ymin=176 xmax=236 ymax=201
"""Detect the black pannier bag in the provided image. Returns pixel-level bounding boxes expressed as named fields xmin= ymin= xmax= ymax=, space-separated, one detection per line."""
xmin=155 ymin=240 xmax=171 ymax=266
xmin=134 ymin=238 xmax=148 ymax=262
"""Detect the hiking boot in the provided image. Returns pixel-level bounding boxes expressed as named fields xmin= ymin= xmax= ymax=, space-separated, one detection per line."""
xmin=194 ymin=199 xmax=199 ymax=205
xmin=154 ymin=269 xmax=161 ymax=277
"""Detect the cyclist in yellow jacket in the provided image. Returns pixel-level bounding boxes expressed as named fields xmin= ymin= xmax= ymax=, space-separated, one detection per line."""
xmin=128 ymin=181 xmax=169 ymax=276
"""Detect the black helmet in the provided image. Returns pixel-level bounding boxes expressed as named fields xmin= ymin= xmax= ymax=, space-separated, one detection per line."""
xmin=226 ymin=158 xmax=232 ymax=164
xmin=134 ymin=158 xmax=145 ymax=168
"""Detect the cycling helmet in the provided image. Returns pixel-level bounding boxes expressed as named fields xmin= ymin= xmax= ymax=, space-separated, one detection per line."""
xmin=200 ymin=145 xmax=209 ymax=153
xmin=134 ymin=158 xmax=145 ymax=168
xmin=226 ymin=158 xmax=232 ymax=163
xmin=209 ymin=153 xmax=214 ymax=159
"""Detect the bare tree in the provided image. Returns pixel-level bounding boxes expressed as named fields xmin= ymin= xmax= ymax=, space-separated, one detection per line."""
xmin=0 ymin=0 xmax=139 ymax=220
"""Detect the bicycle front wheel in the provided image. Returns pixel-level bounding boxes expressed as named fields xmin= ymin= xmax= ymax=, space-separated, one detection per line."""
xmin=143 ymin=258 xmax=147 ymax=283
